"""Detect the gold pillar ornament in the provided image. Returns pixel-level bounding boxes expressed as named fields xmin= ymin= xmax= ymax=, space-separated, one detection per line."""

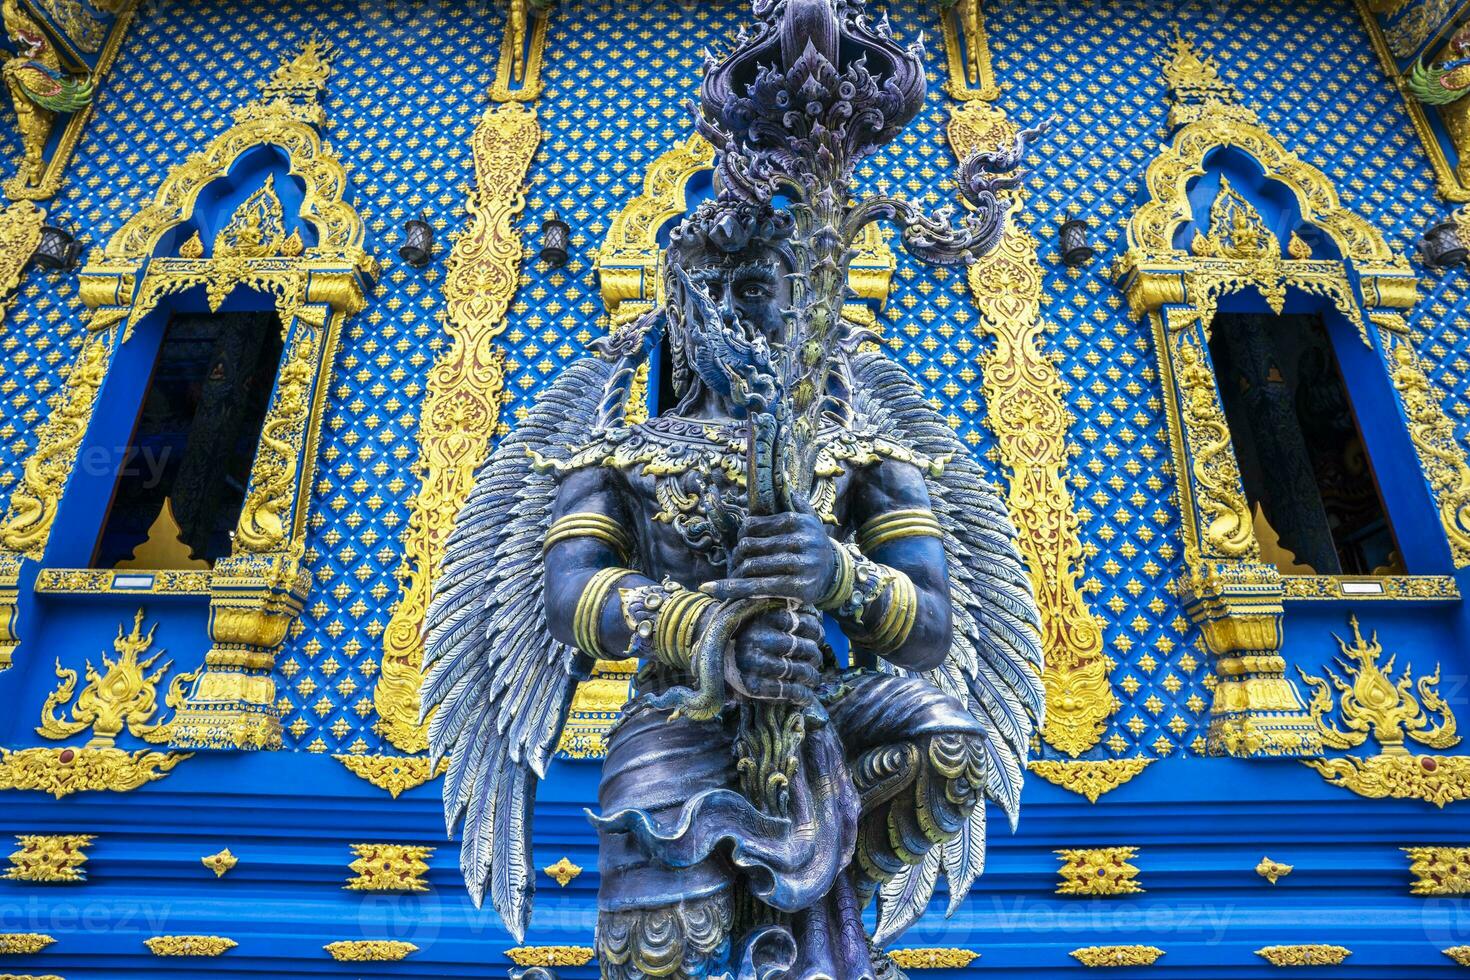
xmin=491 ymin=0 xmax=551 ymax=103
xmin=938 ymin=0 xmax=999 ymax=101
xmin=947 ymin=100 xmax=1111 ymax=756
xmin=375 ymin=100 xmax=541 ymax=754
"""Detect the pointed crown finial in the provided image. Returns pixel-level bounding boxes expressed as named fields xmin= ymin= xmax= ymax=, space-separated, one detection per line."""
xmin=1159 ymin=28 xmax=1256 ymax=127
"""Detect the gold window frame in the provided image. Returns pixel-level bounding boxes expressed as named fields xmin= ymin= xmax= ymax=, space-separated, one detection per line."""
xmin=0 ymin=42 xmax=377 ymax=751
xmin=1114 ymin=52 xmax=1470 ymax=758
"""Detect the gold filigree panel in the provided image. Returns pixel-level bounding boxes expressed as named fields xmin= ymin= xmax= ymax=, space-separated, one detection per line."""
xmin=374 ymin=101 xmax=541 ymax=754
xmin=948 ymin=100 xmax=1110 ymax=756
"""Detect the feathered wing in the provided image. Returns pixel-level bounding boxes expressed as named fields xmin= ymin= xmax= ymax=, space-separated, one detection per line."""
xmin=1407 ymin=59 xmax=1470 ymax=105
xmin=7 ymin=62 xmax=92 ymax=112
xmin=420 ymin=353 xmax=615 ymax=941
xmin=848 ymin=348 xmax=1046 ymax=939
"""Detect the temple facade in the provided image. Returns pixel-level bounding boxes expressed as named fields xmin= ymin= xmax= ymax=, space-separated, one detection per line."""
xmin=0 ymin=0 xmax=1468 ymax=976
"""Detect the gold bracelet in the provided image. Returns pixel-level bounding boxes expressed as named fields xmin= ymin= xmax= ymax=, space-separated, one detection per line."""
xmin=654 ymin=588 xmax=717 ymax=668
xmin=865 ymin=568 xmax=918 ymax=652
xmin=816 ymin=541 xmax=856 ymax=612
xmin=574 ymin=567 xmax=632 ymax=659
xmin=856 ymin=508 xmax=944 ymax=554
xmin=545 ymin=512 xmax=634 ymax=561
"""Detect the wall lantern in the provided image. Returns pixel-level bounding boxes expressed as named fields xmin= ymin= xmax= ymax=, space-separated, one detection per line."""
xmin=399 ymin=213 xmax=434 ymax=268
xmin=1420 ymin=217 xmax=1468 ymax=270
xmin=540 ymin=211 xmax=570 ymax=267
xmin=1059 ymin=218 xmax=1095 ymax=268
xmin=31 ymin=218 xmax=81 ymax=272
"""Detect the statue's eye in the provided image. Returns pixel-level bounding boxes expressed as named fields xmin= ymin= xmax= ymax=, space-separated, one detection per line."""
xmin=738 ymin=283 xmax=768 ymax=300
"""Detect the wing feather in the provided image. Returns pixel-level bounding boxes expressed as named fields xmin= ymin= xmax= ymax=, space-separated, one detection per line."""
xmin=422 ymin=354 xmax=616 ymax=939
xmin=848 ymin=349 xmax=1045 ymax=917
xmin=873 ymin=847 xmax=943 ymax=947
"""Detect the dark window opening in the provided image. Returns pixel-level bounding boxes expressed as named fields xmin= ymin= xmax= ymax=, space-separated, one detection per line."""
xmin=1209 ymin=312 xmax=1400 ymax=577
xmin=94 ymin=311 xmax=284 ymax=569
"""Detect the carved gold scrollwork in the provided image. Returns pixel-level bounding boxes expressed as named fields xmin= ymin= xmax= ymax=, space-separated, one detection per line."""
xmin=1381 ymin=331 xmax=1470 ymax=565
xmin=949 ymin=100 xmax=1110 ymax=756
xmin=1170 ymin=333 xmax=1257 ymax=562
xmin=4 ymin=833 xmax=94 ymax=882
xmin=374 ymin=101 xmax=540 ymax=754
xmin=1300 ymin=615 xmax=1469 ymax=807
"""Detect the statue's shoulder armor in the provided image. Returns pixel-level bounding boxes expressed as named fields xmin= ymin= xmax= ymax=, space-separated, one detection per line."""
xmin=817 ymin=423 xmax=951 ymax=479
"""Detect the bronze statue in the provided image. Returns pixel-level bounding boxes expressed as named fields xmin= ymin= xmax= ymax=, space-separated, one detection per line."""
xmin=422 ymin=1 xmax=1045 ymax=976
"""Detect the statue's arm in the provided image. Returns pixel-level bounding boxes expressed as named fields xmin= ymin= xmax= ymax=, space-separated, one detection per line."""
xmin=840 ymin=457 xmax=954 ymax=672
xmin=543 ymin=464 xmax=658 ymax=661
xmin=704 ymin=456 xmax=953 ymax=674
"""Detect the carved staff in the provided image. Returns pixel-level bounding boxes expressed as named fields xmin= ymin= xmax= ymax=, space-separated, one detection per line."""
xmin=666 ymin=0 xmax=1038 ymax=842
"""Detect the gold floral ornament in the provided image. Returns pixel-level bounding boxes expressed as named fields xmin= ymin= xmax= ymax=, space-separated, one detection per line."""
xmin=344 ymin=843 xmax=433 ymax=893
xmin=505 ymin=946 xmax=596 ymax=967
xmin=4 ymin=834 xmax=94 ymax=882
xmin=1256 ymin=856 xmax=1293 ymax=884
xmin=1070 ymin=945 xmax=1165 ymax=967
xmin=333 ymin=754 xmax=446 ymax=798
xmin=543 ymin=856 xmax=582 ymax=887
xmin=1055 ymin=846 xmax=1144 ymax=896
xmin=201 ymin=848 xmax=237 ymax=878
xmin=0 ymin=610 xmax=192 ymax=798
xmin=1028 ymin=759 xmax=1153 ymax=804
xmin=949 ymin=100 xmax=1111 ymax=757
xmin=0 ymin=934 xmax=54 ymax=955
xmin=887 ymin=949 xmax=980 ymax=969
xmin=144 ymin=936 xmax=237 ymax=957
xmin=1404 ymin=846 xmax=1470 ymax=895
xmin=937 ymin=0 xmax=998 ymax=101
xmin=1255 ymin=945 xmax=1350 ymax=967
xmin=323 ymin=940 xmax=417 ymax=962
xmin=374 ymin=101 xmax=540 ymax=753
xmin=1446 ymin=946 xmax=1470 ymax=967
xmin=1300 ymin=615 xmax=1469 ymax=807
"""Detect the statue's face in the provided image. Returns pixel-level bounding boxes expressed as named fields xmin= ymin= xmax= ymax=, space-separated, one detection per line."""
xmin=670 ymin=242 xmax=792 ymax=406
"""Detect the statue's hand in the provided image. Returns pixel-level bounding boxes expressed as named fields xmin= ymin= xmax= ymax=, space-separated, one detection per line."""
xmin=725 ymin=605 xmax=823 ymax=704
xmin=703 ymin=508 xmax=836 ymax=605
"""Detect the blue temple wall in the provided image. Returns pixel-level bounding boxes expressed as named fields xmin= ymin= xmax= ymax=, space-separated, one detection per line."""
xmin=1 ymin=0 xmax=1470 ymax=977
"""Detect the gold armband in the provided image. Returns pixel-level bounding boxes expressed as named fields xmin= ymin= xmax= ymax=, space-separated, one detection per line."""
xmin=816 ymin=541 xmax=856 ymax=612
xmin=574 ymin=567 xmax=632 ymax=659
xmin=620 ymin=580 xmax=715 ymax=669
xmin=856 ymin=508 xmax=944 ymax=554
xmin=861 ymin=568 xmax=918 ymax=653
xmin=545 ymin=512 xmax=634 ymax=561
